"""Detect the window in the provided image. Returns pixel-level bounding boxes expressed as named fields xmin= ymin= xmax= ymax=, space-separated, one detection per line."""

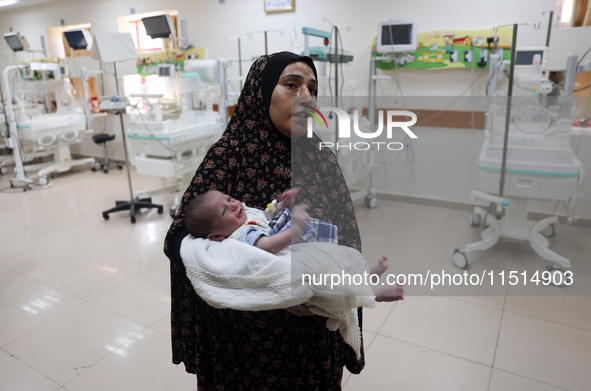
xmin=555 ymin=0 xmax=591 ymax=28
xmin=129 ymin=20 xmax=164 ymax=52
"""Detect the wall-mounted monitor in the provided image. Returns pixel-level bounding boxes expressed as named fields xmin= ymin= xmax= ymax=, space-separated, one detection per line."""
xmin=3 ymin=32 xmax=30 ymax=52
xmin=63 ymin=29 xmax=91 ymax=50
xmin=142 ymin=14 xmax=176 ymax=39
xmin=377 ymin=19 xmax=418 ymax=54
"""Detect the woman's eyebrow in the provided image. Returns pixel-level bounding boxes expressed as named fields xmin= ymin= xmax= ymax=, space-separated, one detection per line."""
xmin=281 ymin=74 xmax=318 ymax=84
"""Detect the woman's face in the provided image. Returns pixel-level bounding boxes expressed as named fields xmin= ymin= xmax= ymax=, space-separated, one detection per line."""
xmin=269 ymin=61 xmax=318 ymax=138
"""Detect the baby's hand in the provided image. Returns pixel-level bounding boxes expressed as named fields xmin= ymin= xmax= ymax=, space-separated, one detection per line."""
xmin=279 ymin=188 xmax=301 ymax=210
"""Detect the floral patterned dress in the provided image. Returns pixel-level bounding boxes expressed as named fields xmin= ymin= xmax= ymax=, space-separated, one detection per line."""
xmin=164 ymin=51 xmax=364 ymax=390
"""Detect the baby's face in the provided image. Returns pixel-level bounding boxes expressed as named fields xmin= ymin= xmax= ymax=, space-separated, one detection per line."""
xmin=208 ymin=191 xmax=248 ymax=238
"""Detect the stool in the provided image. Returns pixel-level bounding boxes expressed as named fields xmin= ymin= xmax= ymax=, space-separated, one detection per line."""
xmin=91 ymin=133 xmax=122 ymax=173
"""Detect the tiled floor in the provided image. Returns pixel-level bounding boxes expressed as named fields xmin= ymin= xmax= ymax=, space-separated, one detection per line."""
xmin=0 ymin=164 xmax=590 ymax=390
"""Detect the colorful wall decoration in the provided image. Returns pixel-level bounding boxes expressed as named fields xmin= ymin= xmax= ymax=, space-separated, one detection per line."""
xmin=373 ymin=26 xmax=513 ymax=70
xmin=136 ymin=47 xmax=206 ymax=76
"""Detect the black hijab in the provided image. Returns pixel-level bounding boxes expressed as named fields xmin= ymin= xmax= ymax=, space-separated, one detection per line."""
xmin=164 ymin=51 xmax=363 ymax=389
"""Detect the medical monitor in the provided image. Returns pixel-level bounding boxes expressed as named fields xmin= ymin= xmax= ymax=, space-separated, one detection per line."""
xmin=64 ymin=30 xmax=89 ymax=50
xmin=377 ymin=19 xmax=417 ymax=53
xmin=4 ymin=32 xmax=30 ymax=52
xmin=157 ymin=64 xmax=175 ymax=77
xmin=142 ymin=15 xmax=176 ymax=39
xmin=514 ymin=47 xmax=548 ymax=68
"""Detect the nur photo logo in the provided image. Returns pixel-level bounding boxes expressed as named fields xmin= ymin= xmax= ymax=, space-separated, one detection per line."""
xmin=306 ymin=107 xmax=418 ymax=151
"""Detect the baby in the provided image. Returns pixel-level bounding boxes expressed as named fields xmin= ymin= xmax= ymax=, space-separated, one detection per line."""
xmin=185 ymin=188 xmax=333 ymax=253
xmin=184 ymin=189 xmax=404 ymax=302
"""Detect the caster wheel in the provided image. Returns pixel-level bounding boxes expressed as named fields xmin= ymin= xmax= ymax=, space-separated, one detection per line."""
xmin=102 ymin=212 xmax=110 ymax=220
xmin=38 ymin=176 xmax=49 ymax=186
xmin=91 ymin=162 xmax=101 ymax=172
xmin=541 ymin=223 xmax=557 ymax=238
xmin=170 ymin=206 xmax=179 ymax=218
xmin=470 ymin=211 xmax=481 ymax=227
xmin=157 ymin=206 xmax=163 ymax=214
xmin=130 ymin=216 xmax=136 ymax=224
xmin=0 ymin=165 xmax=7 ymax=175
xmin=365 ymin=195 xmax=377 ymax=209
xmin=118 ymin=164 xmax=123 ymax=170
xmin=453 ymin=249 xmax=470 ymax=269
xmin=103 ymin=168 xmax=109 ymax=174
xmin=546 ymin=265 xmax=568 ymax=287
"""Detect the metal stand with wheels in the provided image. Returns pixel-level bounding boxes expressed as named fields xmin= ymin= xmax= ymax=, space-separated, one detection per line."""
xmin=99 ymin=96 xmax=163 ymax=224
xmin=92 ymin=32 xmax=163 ymax=223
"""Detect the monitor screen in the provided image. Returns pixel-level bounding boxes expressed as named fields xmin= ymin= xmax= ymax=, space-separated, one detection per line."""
xmin=377 ymin=20 xmax=417 ymax=53
xmin=515 ymin=49 xmax=545 ymax=66
xmin=142 ymin=15 xmax=174 ymax=39
xmin=64 ymin=30 xmax=88 ymax=50
xmin=381 ymin=24 xmax=413 ymax=46
xmin=5 ymin=34 xmax=24 ymax=51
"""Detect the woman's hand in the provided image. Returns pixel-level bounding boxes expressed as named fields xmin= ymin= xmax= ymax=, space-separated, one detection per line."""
xmin=291 ymin=204 xmax=310 ymax=239
xmin=285 ymin=304 xmax=315 ymax=316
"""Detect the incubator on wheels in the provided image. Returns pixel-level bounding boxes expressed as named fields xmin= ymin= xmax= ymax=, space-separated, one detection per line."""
xmin=453 ymin=52 xmax=585 ymax=282
xmin=126 ymin=62 xmax=225 ymax=217
xmin=1 ymin=62 xmax=94 ymax=188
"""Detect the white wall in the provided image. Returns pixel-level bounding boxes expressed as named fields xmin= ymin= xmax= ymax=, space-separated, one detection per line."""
xmin=0 ymin=0 xmax=563 ymax=96
xmin=1 ymin=0 xmax=590 ymax=221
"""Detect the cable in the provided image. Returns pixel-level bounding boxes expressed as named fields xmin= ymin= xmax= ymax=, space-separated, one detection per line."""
xmin=485 ymin=59 xmax=505 ymax=96
xmin=415 ymin=67 xmax=488 ymax=127
xmin=336 ymin=28 xmax=346 ymax=107
xmin=403 ymin=135 xmax=416 ymax=179
xmin=576 ymin=45 xmax=591 ymax=67
xmin=130 ymin=99 xmax=176 ymax=154
xmin=573 ymin=83 xmax=591 ymax=93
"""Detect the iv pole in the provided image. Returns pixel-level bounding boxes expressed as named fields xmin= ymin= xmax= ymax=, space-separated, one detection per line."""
xmin=247 ymin=30 xmax=283 ymax=55
xmin=495 ymin=22 xmax=540 ymax=199
xmin=93 ymin=32 xmax=163 ymax=223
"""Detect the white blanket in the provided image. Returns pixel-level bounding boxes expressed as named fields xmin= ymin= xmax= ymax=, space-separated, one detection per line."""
xmin=180 ymin=236 xmax=375 ymax=358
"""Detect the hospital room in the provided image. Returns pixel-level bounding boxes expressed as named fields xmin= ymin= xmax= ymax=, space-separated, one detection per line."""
xmin=1 ymin=0 xmax=591 ymax=389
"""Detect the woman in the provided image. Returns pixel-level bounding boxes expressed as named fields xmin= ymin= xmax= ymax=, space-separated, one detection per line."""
xmin=164 ymin=51 xmax=364 ymax=390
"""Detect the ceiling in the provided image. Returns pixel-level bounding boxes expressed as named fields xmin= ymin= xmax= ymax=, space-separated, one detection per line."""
xmin=0 ymin=0 xmax=60 ymax=12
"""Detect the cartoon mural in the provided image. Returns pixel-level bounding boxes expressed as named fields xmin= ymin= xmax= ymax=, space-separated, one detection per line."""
xmin=373 ymin=26 xmax=513 ymax=70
